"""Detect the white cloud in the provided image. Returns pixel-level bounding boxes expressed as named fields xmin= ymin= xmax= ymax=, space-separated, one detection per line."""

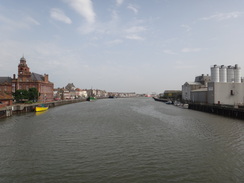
xmin=127 ymin=4 xmax=138 ymax=14
xmin=25 ymin=16 xmax=40 ymax=25
xmin=64 ymin=0 xmax=96 ymax=24
xmin=181 ymin=24 xmax=191 ymax=32
xmin=78 ymin=23 xmax=95 ymax=34
xmin=125 ymin=26 xmax=146 ymax=33
xmin=50 ymin=8 xmax=72 ymax=24
xmin=124 ymin=25 xmax=146 ymax=41
xmin=107 ymin=39 xmax=123 ymax=45
xmin=116 ymin=0 xmax=124 ymax=6
xmin=181 ymin=48 xmax=201 ymax=53
xmin=125 ymin=35 xmax=144 ymax=40
xmin=201 ymin=11 xmax=243 ymax=21
xmin=0 ymin=14 xmax=39 ymax=32
xmin=163 ymin=49 xmax=176 ymax=55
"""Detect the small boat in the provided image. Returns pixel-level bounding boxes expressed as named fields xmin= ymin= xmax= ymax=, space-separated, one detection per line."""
xmin=152 ymin=97 xmax=168 ymax=102
xmin=165 ymin=101 xmax=173 ymax=105
xmin=35 ymin=105 xmax=48 ymax=112
xmin=87 ymin=96 xmax=96 ymax=101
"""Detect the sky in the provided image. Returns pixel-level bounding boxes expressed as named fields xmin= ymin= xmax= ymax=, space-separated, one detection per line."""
xmin=1 ymin=0 xmax=244 ymax=94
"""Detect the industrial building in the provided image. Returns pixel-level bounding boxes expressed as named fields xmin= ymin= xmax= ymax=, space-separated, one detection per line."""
xmin=190 ymin=64 xmax=244 ymax=106
xmin=182 ymin=74 xmax=210 ymax=102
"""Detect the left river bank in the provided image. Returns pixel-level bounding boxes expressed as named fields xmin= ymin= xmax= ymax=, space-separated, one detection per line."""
xmin=0 ymin=98 xmax=88 ymax=118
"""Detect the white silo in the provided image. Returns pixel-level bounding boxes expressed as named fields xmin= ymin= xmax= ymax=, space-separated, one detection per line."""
xmin=211 ymin=65 xmax=219 ymax=82
xmin=234 ymin=64 xmax=241 ymax=83
xmin=219 ymin=65 xmax=227 ymax=82
xmin=227 ymin=66 xmax=234 ymax=83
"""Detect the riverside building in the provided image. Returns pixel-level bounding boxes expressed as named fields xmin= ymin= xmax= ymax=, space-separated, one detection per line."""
xmin=189 ymin=64 xmax=244 ymax=106
xmin=0 ymin=56 xmax=54 ymax=105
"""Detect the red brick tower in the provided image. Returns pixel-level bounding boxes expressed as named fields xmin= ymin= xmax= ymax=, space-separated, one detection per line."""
xmin=18 ymin=56 xmax=31 ymax=82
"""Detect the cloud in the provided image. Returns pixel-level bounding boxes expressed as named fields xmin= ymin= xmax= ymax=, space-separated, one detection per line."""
xmin=201 ymin=11 xmax=243 ymax=21
xmin=116 ymin=0 xmax=124 ymax=6
xmin=107 ymin=39 xmax=123 ymax=45
xmin=25 ymin=16 xmax=40 ymax=25
xmin=0 ymin=14 xmax=40 ymax=32
xmin=125 ymin=35 xmax=144 ymax=40
xmin=181 ymin=24 xmax=191 ymax=32
xmin=50 ymin=8 xmax=72 ymax=24
xmin=163 ymin=49 xmax=176 ymax=55
xmin=78 ymin=23 xmax=95 ymax=34
xmin=125 ymin=26 xmax=146 ymax=33
xmin=64 ymin=0 xmax=96 ymax=24
xmin=127 ymin=4 xmax=138 ymax=14
xmin=181 ymin=48 xmax=201 ymax=53
xmin=124 ymin=25 xmax=146 ymax=41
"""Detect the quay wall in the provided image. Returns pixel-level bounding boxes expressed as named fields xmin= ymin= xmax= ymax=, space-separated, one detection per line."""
xmin=0 ymin=99 xmax=87 ymax=118
xmin=189 ymin=103 xmax=244 ymax=120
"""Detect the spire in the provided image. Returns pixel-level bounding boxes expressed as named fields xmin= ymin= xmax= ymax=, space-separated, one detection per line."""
xmin=20 ymin=55 xmax=26 ymax=62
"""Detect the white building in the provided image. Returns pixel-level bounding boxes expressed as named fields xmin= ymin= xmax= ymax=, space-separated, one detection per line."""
xmin=190 ymin=64 xmax=244 ymax=106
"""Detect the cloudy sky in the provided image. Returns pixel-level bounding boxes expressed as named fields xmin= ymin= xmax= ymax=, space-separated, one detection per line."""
xmin=1 ymin=0 xmax=244 ymax=94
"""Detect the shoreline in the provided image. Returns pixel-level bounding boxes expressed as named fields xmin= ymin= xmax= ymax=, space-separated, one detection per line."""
xmin=0 ymin=98 xmax=88 ymax=119
xmin=0 ymin=96 xmax=138 ymax=119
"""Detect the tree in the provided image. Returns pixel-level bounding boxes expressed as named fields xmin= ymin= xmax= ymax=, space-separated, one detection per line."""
xmin=13 ymin=89 xmax=29 ymax=103
xmin=28 ymin=88 xmax=39 ymax=102
xmin=13 ymin=88 xmax=39 ymax=103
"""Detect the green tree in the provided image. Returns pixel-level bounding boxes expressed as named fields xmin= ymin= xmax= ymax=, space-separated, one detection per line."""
xmin=28 ymin=88 xmax=39 ymax=102
xmin=13 ymin=89 xmax=29 ymax=103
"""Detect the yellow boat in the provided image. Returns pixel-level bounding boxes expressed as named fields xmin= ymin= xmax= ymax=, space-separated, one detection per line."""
xmin=35 ymin=106 xmax=48 ymax=112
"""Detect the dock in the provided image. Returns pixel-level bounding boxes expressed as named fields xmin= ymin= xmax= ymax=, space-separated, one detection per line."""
xmin=189 ymin=103 xmax=244 ymax=120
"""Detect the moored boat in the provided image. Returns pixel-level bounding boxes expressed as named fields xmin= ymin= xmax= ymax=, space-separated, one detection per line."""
xmin=35 ymin=105 xmax=48 ymax=112
xmin=152 ymin=97 xmax=168 ymax=103
xmin=87 ymin=96 xmax=96 ymax=101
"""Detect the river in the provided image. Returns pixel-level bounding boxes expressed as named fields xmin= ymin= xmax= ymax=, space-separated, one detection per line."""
xmin=0 ymin=98 xmax=243 ymax=183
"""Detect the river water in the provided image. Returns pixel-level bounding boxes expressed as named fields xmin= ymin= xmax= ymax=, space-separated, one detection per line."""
xmin=0 ymin=98 xmax=243 ymax=183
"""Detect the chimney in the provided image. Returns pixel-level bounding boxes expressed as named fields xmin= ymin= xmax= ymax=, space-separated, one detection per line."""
xmin=44 ymin=74 xmax=48 ymax=82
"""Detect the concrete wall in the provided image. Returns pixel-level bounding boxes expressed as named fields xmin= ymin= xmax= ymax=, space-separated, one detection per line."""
xmin=208 ymin=82 xmax=244 ymax=105
xmin=191 ymin=91 xmax=208 ymax=103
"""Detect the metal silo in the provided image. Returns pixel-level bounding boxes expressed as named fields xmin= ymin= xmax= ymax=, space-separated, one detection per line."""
xmin=227 ymin=66 xmax=234 ymax=83
xmin=219 ymin=65 xmax=227 ymax=82
xmin=211 ymin=65 xmax=219 ymax=82
xmin=234 ymin=64 xmax=241 ymax=83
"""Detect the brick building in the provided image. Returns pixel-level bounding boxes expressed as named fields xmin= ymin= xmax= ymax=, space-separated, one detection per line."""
xmin=11 ymin=56 xmax=54 ymax=102
xmin=0 ymin=77 xmax=13 ymax=106
xmin=0 ymin=56 xmax=54 ymax=105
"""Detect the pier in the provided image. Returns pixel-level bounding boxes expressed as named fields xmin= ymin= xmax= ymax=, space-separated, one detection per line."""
xmin=189 ymin=103 xmax=244 ymax=120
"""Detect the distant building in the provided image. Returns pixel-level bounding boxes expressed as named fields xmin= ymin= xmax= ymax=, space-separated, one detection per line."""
xmin=182 ymin=81 xmax=204 ymax=101
xmin=75 ymin=88 xmax=87 ymax=98
xmin=189 ymin=64 xmax=244 ymax=106
xmin=163 ymin=90 xmax=181 ymax=99
xmin=11 ymin=56 xmax=54 ymax=102
xmin=65 ymin=83 xmax=76 ymax=91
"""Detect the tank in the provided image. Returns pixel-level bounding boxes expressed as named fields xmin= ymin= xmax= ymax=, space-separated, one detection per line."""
xmin=234 ymin=64 xmax=241 ymax=83
xmin=211 ymin=65 xmax=219 ymax=82
xmin=219 ymin=65 xmax=227 ymax=83
xmin=227 ymin=66 xmax=234 ymax=83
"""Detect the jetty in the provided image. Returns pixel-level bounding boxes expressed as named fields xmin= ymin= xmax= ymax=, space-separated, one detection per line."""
xmin=189 ymin=103 xmax=244 ymax=120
